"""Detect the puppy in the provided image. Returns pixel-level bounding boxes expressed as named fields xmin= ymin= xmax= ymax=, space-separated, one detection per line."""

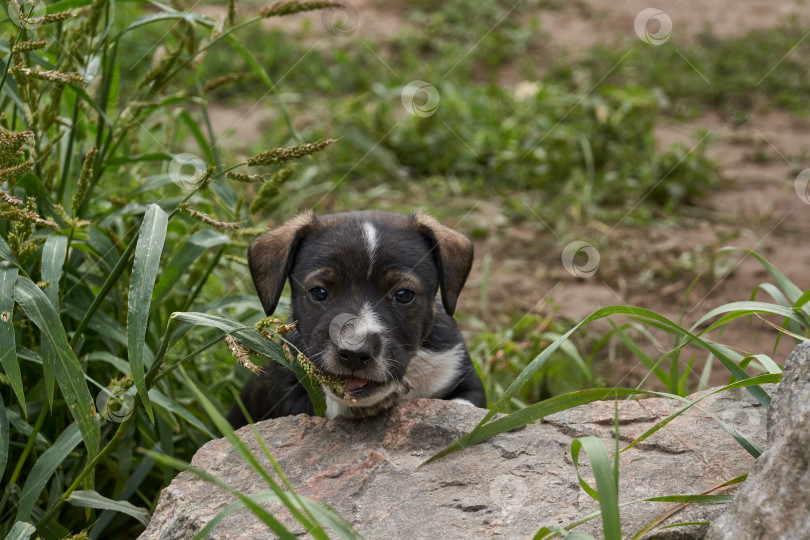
xmin=227 ymin=210 xmax=486 ymax=427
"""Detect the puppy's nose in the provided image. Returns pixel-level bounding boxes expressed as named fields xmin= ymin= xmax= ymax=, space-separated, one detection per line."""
xmin=337 ymin=348 xmax=373 ymax=371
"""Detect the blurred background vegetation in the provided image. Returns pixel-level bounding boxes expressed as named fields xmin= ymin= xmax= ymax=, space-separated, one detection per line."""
xmin=0 ymin=0 xmax=808 ymax=537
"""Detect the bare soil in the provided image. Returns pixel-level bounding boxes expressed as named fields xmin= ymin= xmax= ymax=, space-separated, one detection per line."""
xmin=206 ymin=1 xmax=810 ymax=388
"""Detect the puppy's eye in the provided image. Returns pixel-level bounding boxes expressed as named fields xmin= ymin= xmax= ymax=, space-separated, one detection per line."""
xmin=308 ymin=287 xmax=329 ymax=301
xmin=393 ymin=289 xmax=415 ymax=304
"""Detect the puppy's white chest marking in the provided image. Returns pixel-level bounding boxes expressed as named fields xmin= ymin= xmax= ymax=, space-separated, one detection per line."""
xmin=361 ymin=222 xmax=378 ymax=278
xmin=404 ymin=344 xmax=465 ymax=399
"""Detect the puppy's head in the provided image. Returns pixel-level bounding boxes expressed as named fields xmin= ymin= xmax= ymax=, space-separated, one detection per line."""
xmin=248 ymin=210 xmax=473 ymax=413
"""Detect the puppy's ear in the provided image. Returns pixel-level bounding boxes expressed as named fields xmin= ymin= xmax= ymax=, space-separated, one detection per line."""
xmin=248 ymin=211 xmax=315 ymax=315
xmin=413 ymin=211 xmax=473 ymax=316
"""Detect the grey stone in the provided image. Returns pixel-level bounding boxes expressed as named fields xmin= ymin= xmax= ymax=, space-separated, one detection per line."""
xmin=140 ymin=387 xmax=771 ymax=539
xmin=706 ymin=341 xmax=810 ymax=540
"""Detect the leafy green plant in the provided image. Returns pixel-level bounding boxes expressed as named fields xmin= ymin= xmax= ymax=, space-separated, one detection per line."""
xmin=422 ymin=249 xmax=807 ymax=536
xmin=468 ymin=312 xmax=600 ymax=410
xmin=0 ymin=1 xmax=344 ymax=537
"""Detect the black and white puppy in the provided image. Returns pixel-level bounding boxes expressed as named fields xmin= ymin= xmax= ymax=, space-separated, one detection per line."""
xmin=227 ymin=210 xmax=486 ymax=427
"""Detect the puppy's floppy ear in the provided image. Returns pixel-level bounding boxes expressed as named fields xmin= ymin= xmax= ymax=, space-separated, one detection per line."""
xmin=413 ymin=211 xmax=473 ymax=316
xmin=248 ymin=211 xmax=315 ymax=315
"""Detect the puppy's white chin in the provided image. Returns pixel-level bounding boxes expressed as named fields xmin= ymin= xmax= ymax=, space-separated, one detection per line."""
xmin=323 ymin=382 xmax=402 ymax=419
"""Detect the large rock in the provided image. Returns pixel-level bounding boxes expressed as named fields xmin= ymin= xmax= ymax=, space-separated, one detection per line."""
xmin=707 ymin=341 xmax=810 ymax=539
xmin=140 ymin=382 xmax=773 ymax=539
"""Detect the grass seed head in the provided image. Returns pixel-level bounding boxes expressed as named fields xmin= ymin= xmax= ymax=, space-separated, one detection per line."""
xmin=246 ymin=139 xmax=335 ymax=167
xmin=295 ymin=350 xmax=346 ymax=397
xmin=179 ymin=203 xmax=241 ymax=231
xmin=12 ymin=41 xmax=47 ymax=54
xmin=11 ymin=65 xmax=87 ymax=87
xmin=71 ymin=147 xmax=98 ymax=213
xmin=226 ymin=335 xmax=262 ymax=374
xmin=260 ymin=1 xmax=347 ymax=18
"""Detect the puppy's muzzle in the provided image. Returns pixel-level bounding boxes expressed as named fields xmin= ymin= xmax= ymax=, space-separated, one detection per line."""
xmin=328 ymin=312 xmax=384 ymax=374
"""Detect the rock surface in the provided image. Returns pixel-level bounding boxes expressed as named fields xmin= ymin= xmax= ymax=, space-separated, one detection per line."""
xmin=706 ymin=341 xmax=810 ymax=540
xmin=140 ymin=381 xmax=774 ymax=539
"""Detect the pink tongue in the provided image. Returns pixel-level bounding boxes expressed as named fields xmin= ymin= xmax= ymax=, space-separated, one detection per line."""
xmin=345 ymin=376 xmax=368 ymax=392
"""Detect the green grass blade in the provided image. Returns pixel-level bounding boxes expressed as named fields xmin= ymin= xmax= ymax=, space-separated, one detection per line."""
xmin=14 ymin=276 xmax=100 ymax=459
xmin=191 ymin=491 xmax=287 ymax=540
xmin=171 ymin=311 xmax=326 ymax=415
xmin=719 ymin=247 xmax=809 ymax=318
xmin=177 ymin=109 xmax=216 ymax=164
xmin=424 ymin=374 xmax=779 ymax=467
xmin=180 ymin=369 xmax=329 ymax=538
xmin=3 ymin=522 xmax=36 ymax=540
xmin=0 ymin=236 xmax=22 ymax=269
xmin=421 ymin=388 xmax=658 ymax=467
xmin=193 ymin=490 xmax=362 ymax=540
xmin=690 ymin=301 xmax=806 ymax=333
xmin=0 ymin=394 xmax=8 ymax=483
xmin=63 ymin=303 xmax=128 ymax=348
xmin=608 ymin=321 xmax=669 ymax=387
xmin=128 ymin=203 xmax=169 ymax=422
xmin=0 ymin=264 xmax=25 ymax=412
xmin=114 ymin=11 xmax=212 ymax=39
xmin=478 ymin=305 xmax=772 ymax=429
xmin=142 ymin=449 xmax=297 ymax=540
xmin=571 ymin=437 xmax=621 ymax=539
xmin=751 ymin=282 xmax=791 ymax=307
xmin=41 ymin=235 xmax=67 ymax=407
xmin=796 ymin=288 xmax=810 ymax=310
xmin=89 ymin=442 xmax=161 ymax=538
xmin=619 ymin=374 xmax=778 ymax=457
xmin=151 ymin=230 xmax=230 ymax=309
xmin=40 ymin=235 xmax=67 ymax=309
xmin=148 ymin=388 xmax=215 ymax=438
xmin=248 ymin=422 xmax=353 ymax=539
xmin=66 ymin=490 xmax=150 ymax=526
xmin=16 ymin=424 xmax=82 ymax=523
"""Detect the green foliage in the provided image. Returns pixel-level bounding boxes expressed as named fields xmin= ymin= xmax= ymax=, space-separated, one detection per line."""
xmin=193 ymin=1 xmax=717 ymax=225
xmin=0 ymin=2 xmax=336 ymax=537
xmin=468 ymin=313 xmax=601 ymax=410
xmin=547 ymin=21 xmax=810 ymax=118
xmin=423 ymin=250 xmax=808 ymax=536
xmin=1 ymin=1 xmax=807 ymax=538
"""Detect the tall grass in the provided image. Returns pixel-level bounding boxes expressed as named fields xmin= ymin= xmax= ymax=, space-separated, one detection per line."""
xmin=0 ymin=1 xmax=344 ymax=537
xmin=1 ymin=1 xmax=807 ymax=539
xmin=422 ymin=250 xmax=807 ymax=538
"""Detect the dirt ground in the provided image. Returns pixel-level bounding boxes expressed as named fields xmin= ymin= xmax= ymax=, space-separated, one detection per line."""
xmin=458 ymin=0 xmax=810 ymax=387
xmin=209 ymin=1 xmax=810 ymax=388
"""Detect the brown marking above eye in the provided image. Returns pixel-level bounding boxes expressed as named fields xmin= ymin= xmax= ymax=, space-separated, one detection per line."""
xmin=302 ymin=267 xmax=339 ymax=289
xmin=381 ymin=269 xmax=424 ymax=295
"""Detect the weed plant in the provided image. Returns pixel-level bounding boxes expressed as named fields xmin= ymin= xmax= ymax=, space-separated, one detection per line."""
xmin=1 ymin=1 xmax=808 ymax=539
